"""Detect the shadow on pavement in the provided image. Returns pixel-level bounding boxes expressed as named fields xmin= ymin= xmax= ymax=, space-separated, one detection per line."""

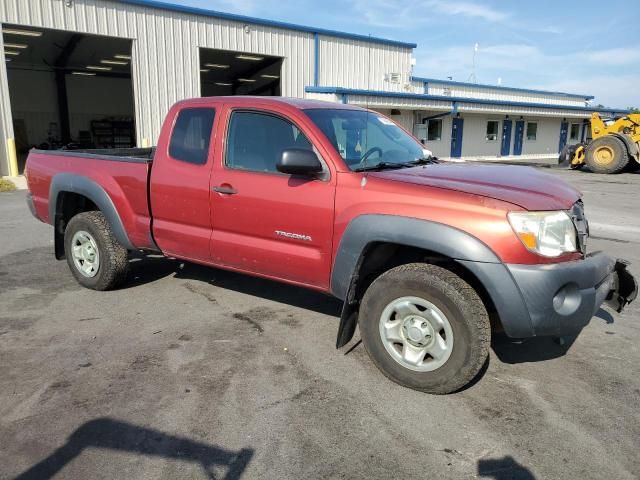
xmin=490 ymin=334 xmax=577 ymax=364
xmin=14 ymin=417 xmax=254 ymax=480
xmin=124 ymin=253 xmax=343 ymax=318
xmin=477 ymin=455 xmax=536 ymax=479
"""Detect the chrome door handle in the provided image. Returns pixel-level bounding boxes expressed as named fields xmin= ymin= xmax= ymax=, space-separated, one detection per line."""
xmin=212 ymin=185 xmax=238 ymax=195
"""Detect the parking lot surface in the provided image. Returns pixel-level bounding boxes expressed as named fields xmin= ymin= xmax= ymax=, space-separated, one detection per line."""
xmin=1 ymin=167 xmax=639 ymax=480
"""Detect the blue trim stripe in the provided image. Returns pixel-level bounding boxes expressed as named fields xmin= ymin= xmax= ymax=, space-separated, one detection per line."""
xmin=413 ymin=76 xmax=594 ymax=100
xmin=116 ymin=0 xmax=417 ymax=49
xmin=305 ymin=86 xmax=628 ymax=115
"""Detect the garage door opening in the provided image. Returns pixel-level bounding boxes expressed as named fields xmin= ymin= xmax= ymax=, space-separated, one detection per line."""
xmin=2 ymin=24 xmax=135 ymax=174
xmin=199 ymin=48 xmax=282 ymax=97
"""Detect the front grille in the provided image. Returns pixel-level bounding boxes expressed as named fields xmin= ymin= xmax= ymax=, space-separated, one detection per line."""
xmin=569 ymin=200 xmax=589 ymax=254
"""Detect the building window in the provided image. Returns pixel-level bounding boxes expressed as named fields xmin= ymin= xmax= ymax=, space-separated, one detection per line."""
xmin=226 ymin=111 xmax=313 ymax=173
xmin=169 ymin=108 xmax=216 ymax=165
xmin=526 ymin=122 xmax=538 ymax=141
xmin=570 ymin=123 xmax=580 ymax=141
xmin=486 ymin=121 xmax=499 ymax=141
xmin=427 ymin=119 xmax=442 ymax=141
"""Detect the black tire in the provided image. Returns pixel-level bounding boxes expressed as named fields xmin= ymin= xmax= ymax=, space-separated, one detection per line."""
xmin=359 ymin=263 xmax=490 ymax=394
xmin=64 ymin=211 xmax=129 ymax=290
xmin=559 ymin=143 xmax=577 ymax=168
xmin=585 ymin=136 xmax=629 ymax=174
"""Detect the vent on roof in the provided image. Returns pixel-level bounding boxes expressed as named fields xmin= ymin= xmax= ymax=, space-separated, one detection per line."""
xmin=442 ymin=87 xmax=452 ymax=96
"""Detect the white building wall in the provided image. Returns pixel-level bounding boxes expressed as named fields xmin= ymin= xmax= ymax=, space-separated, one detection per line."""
xmin=318 ymin=37 xmax=413 ymax=92
xmin=419 ymin=81 xmax=589 ymax=108
xmin=418 ymin=114 xmax=452 ymax=158
xmin=461 ymin=114 xmax=503 ymax=157
xmin=521 ymin=117 xmax=562 ymax=156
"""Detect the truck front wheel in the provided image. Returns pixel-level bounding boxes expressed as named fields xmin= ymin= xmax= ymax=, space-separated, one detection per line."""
xmin=359 ymin=263 xmax=490 ymax=394
xmin=64 ymin=211 xmax=129 ymax=290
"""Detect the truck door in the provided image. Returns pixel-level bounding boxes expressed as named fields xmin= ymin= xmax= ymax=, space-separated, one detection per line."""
xmin=450 ymin=117 xmax=464 ymax=158
xmin=209 ymin=106 xmax=336 ymax=289
xmin=513 ymin=120 xmax=525 ymax=155
xmin=149 ymin=105 xmax=218 ymax=261
xmin=501 ymin=119 xmax=512 ymax=156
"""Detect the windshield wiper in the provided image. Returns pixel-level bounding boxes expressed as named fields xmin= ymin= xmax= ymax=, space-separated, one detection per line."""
xmin=353 ymin=162 xmax=409 ymax=172
xmin=406 ymin=156 xmax=439 ymax=166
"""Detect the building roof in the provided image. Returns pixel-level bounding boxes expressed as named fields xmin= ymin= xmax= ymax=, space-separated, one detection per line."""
xmin=305 ymin=86 xmax=629 ymax=115
xmin=116 ymin=0 xmax=417 ymax=49
xmin=412 ymin=76 xmax=594 ymax=101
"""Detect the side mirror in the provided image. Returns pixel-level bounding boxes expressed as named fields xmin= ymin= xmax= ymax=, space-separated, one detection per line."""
xmin=277 ymin=148 xmax=323 ymax=176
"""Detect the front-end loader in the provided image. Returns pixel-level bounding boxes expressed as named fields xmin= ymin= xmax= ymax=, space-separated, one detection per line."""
xmin=560 ymin=112 xmax=640 ymax=173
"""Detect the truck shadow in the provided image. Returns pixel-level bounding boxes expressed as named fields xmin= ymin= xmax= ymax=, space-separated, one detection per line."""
xmin=477 ymin=455 xmax=536 ymax=479
xmin=490 ymin=334 xmax=577 ymax=364
xmin=13 ymin=417 xmax=254 ymax=480
xmin=124 ymin=254 xmax=343 ymax=317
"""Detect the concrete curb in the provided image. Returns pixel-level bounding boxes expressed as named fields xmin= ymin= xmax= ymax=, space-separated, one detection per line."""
xmin=1 ymin=176 xmax=27 ymax=190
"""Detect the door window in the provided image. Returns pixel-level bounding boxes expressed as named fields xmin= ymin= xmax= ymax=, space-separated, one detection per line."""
xmin=169 ymin=108 xmax=216 ymax=165
xmin=226 ymin=111 xmax=314 ymax=173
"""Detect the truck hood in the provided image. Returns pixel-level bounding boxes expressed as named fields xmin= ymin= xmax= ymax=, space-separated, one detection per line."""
xmin=371 ymin=163 xmax=581 ymax=211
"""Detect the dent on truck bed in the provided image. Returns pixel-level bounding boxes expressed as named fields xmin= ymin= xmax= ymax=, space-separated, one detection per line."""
xmin=49 ymin=173 xmax=134 ymax=250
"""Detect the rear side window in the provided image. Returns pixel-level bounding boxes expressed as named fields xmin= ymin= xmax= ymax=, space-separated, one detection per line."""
xmin=169 ymin=108 xmax=215 ymax=165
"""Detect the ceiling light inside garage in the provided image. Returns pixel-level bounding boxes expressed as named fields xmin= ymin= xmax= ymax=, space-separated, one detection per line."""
xmin=4 ymin=50 xmax=20 ymax=56
xmin=261 ymin=74 xmax=279 ymax=79
xmin=86 ymin=65 xmax=111 ymax=71
xmin=4 ymin=43 xmax=28 ymax=49
xmin=205 ymin=63 xmax=230 ymax=69
xmin=2 ymin=28 xmax=42 ymax=37
xmin=237 ymin=78 xmax=256 ymax=82
xmin=114 ymin=54 xmax=131 ymax=60
xmin=100 ymin=59 xmax=128 ymax=65
xmin=215 ymin=82 xmax=232 ymax=86
xmin=236 ymin=55 xmax=263 ymax=61
xmin=72 ymin=71 xmax=96 ymax=76
xmin=200 ymin=69 xmax=209 ymax=73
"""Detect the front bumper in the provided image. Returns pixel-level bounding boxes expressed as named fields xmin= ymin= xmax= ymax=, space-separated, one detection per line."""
xmin=505 ymin=253 xmax=637 ymax=337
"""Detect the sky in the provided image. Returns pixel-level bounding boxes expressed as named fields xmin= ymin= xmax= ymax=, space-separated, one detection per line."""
xmin=175 ymin=0 xmax=640 ymax=108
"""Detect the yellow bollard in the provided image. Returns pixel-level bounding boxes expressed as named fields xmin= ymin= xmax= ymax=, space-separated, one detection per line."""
xmin=7 ymin=138 xmax=19 ymax=177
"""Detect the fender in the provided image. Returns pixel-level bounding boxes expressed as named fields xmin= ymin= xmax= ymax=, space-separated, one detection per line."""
xmin=49 ymin=173 xmax=135 ymax=257
xmin=610 ymin=133 xmax=639 ymax=161
xmin=331 ymin=214 xmax=533 ymax=347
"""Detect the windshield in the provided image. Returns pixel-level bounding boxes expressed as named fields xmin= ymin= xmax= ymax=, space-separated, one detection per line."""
xmin=304 ymin=109 xmax=426 ymax=171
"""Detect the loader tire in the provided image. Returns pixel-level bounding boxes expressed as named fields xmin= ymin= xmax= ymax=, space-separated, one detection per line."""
xmin=585 ymin=136 xmax=629 ymax=174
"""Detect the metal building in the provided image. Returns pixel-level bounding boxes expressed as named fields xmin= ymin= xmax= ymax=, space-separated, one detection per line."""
xmin=0 ymin=0 xmax=627 ymax=177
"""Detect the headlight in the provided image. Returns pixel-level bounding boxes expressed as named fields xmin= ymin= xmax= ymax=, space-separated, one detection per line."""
xmin=508 ymin=211 xmax=578 ymax=257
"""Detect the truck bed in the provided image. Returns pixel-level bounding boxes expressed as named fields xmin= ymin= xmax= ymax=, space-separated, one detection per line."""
xmin=26 ymin=147 xmax=155 ymax=250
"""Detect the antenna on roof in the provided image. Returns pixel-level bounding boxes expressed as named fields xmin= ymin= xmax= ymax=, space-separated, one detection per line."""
xmin=468 ymin=43 xmax=478 ymax=83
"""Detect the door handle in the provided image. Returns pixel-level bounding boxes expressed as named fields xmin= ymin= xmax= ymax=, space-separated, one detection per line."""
xmin=212 ymin=185 xmax=238 ymax=195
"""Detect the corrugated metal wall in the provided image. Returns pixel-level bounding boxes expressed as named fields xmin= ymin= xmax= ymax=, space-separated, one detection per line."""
xmin=425 ymin=81 xmax=587 ymax=108
xmin=318 ymin=36 xmax=412 ymax=91
xmin=0 ymin=0 xmax=318 ymax=155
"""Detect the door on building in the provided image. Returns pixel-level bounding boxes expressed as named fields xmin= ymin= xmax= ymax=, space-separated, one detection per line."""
xmin=558 ymin=121 xmax=569 ymax=152
xmin=450 ymin=117 xmax=464 ymax=158
xmin=513 ymin=120 xmax=525 ymax=155
xmin=501 ymin=119 xmax=512 ymax=156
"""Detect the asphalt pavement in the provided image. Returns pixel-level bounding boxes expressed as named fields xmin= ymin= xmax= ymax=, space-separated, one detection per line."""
xmin=1 ymin=167 xmax=638 ymax=479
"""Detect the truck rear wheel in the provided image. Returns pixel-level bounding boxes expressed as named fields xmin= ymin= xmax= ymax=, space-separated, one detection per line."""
xmin=64 ymin=211 xmax=129 ymax=290
xmin=585 ymin=136 xmax=629 ymax=173
xmin=358 ymin=263 xmax=490 ymax=394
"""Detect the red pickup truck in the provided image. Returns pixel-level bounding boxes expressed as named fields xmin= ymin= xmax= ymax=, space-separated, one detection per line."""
xmin=25 ymin=96 xmax=637 ymax=394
